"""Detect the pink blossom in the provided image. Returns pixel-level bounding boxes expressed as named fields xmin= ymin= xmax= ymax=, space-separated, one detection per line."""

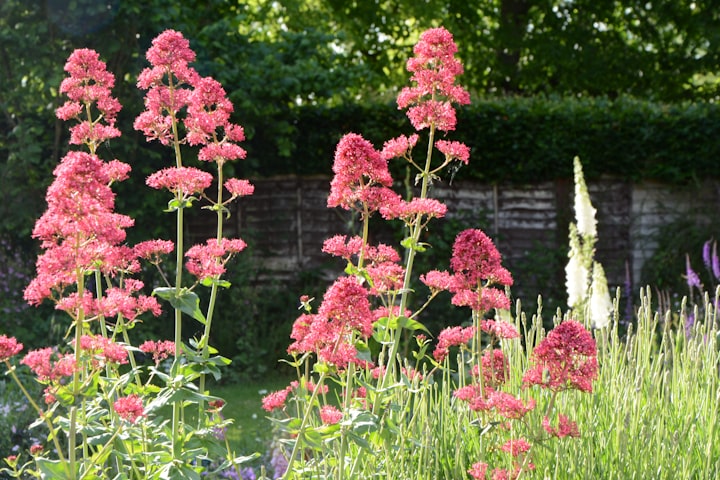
xmin=21 ymin=348 xmax=76 ymax=382
xmin=500 ymin=438 xmax=531 ymax=457
xmin=542 ymin=414 xmax=580 ymax=438
xmin=146 ymin=167 xmax=213 ymax=196
xmin=185 ymin=238 xmax=247 ymax=281
xmin=139 ymin=340 xmax=176 ymax=363
xmin=435 ymin=139 xmax=470 ymax=164
xmin=450 ymin=287 xmax=511 ymax=312
xmin=140 ymin=30 xmax=199 ymax=86
xmin=450 ymin=229 xmax=510 ymax=288
xmin=396 ymin=27 xmax=469 ymax=132
xmin=473 ymin=349 xmax=508 ymax=387
xmin=433 ymin=326 xmax=476 ymax=362
xmin=80 ymin=334 xmax=128 ymax=365
xmin=114 ymin=394 xmax=145 ymax=423
xmin=97 ymin=281 xmax=162 ymax=321
xmin=420 ymin=270 xmax=454 ymax=292
xmin=327 ymin=133 xmax=393 ymax=212
xmin=0 ymin=335 xmax=23 ymax=362
xmin=468 ymin=462 xmax=489 ymax=480
xmin=322 ymin=235 xmax=363 ymax=260
xmin=381 ymin=198 xmax=447 ymax=222
xmin=198 ymin=143 xmax=247 ymax=163
xmin=366 ymin=262 xmax=405 ymax=294
xmin=522 ymin=320 xmax=598 ymax=393
xmin=224 ymin=178 xmax=254 ymax=197
xmin=134 ymin=239 xmax=174 ymax=262
xmin=261 ymin=386 xmax=292 ymax=412
xmin=319 ymin=405 xmax=343 ymax=425
xmin=380 ymin=134 xmax=419 ymax=160
xmin=318 ymin=277 xmax=373 ymax=338
xmin=487 ymin=391 xmax=536 ymax=420
xmin=480 ymin=320 xmax=520 ymax=340
xmin=59 ymin=49 xmax=120 ymax=121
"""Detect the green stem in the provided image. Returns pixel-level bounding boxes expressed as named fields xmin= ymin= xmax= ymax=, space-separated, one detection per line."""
xmin=381 ymin=123 xmax=436 ymax=386
xmin=170 ymin=87 xmax=185 ymax=459
xmin=4 ymin=363 xmax=70 ymax=474
xmin=198 ymin=163 xmax=225 ymax=422
xmin=283 ymin=371 xmax=328 ymax=479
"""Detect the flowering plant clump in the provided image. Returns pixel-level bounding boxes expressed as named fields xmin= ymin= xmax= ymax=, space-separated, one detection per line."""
xmin=262 ymin=27 xmax=600 ymax=479
xmin=1 ymin=31 xmax=255 ymax=479
xmin=0 ymin=25 xmax=603 ymax=480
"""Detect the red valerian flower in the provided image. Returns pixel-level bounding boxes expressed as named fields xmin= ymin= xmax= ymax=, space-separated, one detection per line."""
xmin=542 ymin=413 xmax=580 ymax=438
xmin=327 ymin=133 xmax=394 ymax=213
xmin=473 ymin=349 xmax=509 ymax=388
xmin=139 ymin=340 xmax=176 ymax=364
xmin=0 ymin=335 xmax=23 ymax=362
xmin=134 ymin=239 xmax=174 ymax=263
xmin=480 ymin=319 xmax=520 ymax=340
xmin=80 ymin=334 xmax=128 ymax=366
xmin=21 ymin=348 xmax=76 ymax=382
xmin=319 ymin=405 xmax=343 ymax=425
xmin=224 ymin=178 xmax=254 ymax=198
xmin=184 ymin=238 xmax=247 ymax=281
xmin=522 ymin=320 xmax=598 ymax=393
xmin=261 ymin=386 xmax=292 ymax=412
xmin=435 ymin=139 xmax=470 ymax=164
xmin=468 ymin=462 xmax=489 ymax=480
xmin=433 ymin=326 xmax=476 ymax=362
xmin=287 ymin=277 xmax=374 ymax=368
xmin=113 ymin=394 xmax=145 ymax=423
xmin=146 ymin=167 xmax=213 ymax=196
xmin=396 ymin=27 xmax=470 ymax=132
xmin=380 ymin=134 xmax=419 ymax=160
xmin=500 ymin=438 xmax=531 ymax=457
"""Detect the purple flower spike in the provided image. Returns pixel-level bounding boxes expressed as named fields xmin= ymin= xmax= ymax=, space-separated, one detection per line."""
xmin=703 ymin=239 xmax=713 ymax=270
xmin=712 ymin=241 xmax=720 ymax=281
xmin=686 ymin=254 xmax=702 ymax=289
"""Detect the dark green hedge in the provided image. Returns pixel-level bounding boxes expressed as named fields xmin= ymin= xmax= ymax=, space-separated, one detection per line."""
xmin=248 ymin=96 xmax=720 ymax=185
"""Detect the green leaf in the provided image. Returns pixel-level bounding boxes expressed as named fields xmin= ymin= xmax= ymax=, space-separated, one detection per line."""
xmin=36 ymin=458 xmax=72 ymax=479
xmin=153 ymin=287 xmax=206 ymax=324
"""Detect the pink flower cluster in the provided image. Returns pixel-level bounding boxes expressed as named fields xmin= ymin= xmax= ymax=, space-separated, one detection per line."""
xmin=327 ymin=133 xmax=394 ymax=213
xmin=21 ymin=348 xmax=76 ymax=382
xmin=185 ymin=238 xmax=248 ymax=281
xmin=24 ymin=152 xmax=136 ymax=306
xmin=433 ymin=325 xmax=475 ymax=362
xmin=453 ymin=385 xmax=535 ymax=419
xmin=397 ymin=27 xmax=470 ymax=132
xmin=113 ymin=394 xmax=145 ymax=423
xmin=0 ymin=335 xmax=23 ymax=362
xmin=139 ymin=339 xmax=176 ymax=364
xmin=522 ymin=320 xmax=598 ymax=393
xmin=288 ymin=276 xmax=374 ymax=368
xmin=80 ymin=334 xmax=128 ymax=366
xmin=421 ymin=229 xmax=513 ymax=313
xmin=56 ymin=49 xmax=121 ymax=146
xmin=134 ymin=30 xmax=246 ymax=165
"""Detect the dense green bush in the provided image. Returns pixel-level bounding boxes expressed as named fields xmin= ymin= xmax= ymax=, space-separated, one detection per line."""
xmin=259 ymin=96 xmax=720 ymax=185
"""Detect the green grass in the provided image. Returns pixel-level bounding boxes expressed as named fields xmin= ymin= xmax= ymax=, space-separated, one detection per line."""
xmin=211 ymin=376 xmax=293 ymax=458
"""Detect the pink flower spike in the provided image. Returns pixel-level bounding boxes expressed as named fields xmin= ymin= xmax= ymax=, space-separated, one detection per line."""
xmin=0 ymin=335 xmax=23 ymax=362
xmin=114 ymin=394 xmax=145 ymax=423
